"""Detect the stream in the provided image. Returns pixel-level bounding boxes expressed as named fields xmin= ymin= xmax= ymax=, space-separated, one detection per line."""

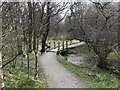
xmin=65 ymin=54 xmax=98 ymax=68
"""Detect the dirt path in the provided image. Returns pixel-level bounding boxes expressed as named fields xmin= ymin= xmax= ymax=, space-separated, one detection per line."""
xmin=39 ymin=52 xmax=87 ymax=88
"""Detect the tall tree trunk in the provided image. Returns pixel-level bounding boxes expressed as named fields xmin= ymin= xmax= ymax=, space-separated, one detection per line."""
xmin=15 ymin=25 xmax=23 ymax=55
xmin=26 ymin=48 xmax=30 ymax=79
xmin=33 ymin=31 xmax=38 ymax=78
xmin=32 ymin=2 xmax=38 ymax=78
xmin=118 ymin=3 xmax=120 ymax=77
xmin=28 ymin=2 xmax=33 ymax=52
xmin=14 ymin=2 xmax=23 ymax=55
xmin=36 ymin=37 xmax=39 ymax=51
xmin=34 ymin=36 xmax=39 ymax=78
xmin=23 ymin=31 xmax=26 ymax=52
xmin=27 ymin=2 xmax=32 ymax=78
xmin=41 ymin=2 xmax=51 ymax=54
xmin=0 ymin=6 xmax=4 ymax=88
xmin=34 ymin=37 xmax=39 ymax=78
xmin=33 ymin=29 xmax=36 ymax=51
xmin=34 ymin=51 xmax=38 ymax=78
xmin=33 ymin=1 xmax=36 ymax=51
xmin=0 ymin=52 xmax=4 ymax=90
xmin=118 ymin=2 xmax=120 ymax=55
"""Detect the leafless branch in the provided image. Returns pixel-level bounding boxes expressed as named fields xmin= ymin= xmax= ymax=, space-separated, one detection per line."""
xmin=51 ymin=8 xmax=69 ymax=27
xmin=51 ymin=2 xmax=69 ymax=17
xmin=2 ymin=53 xmax=19 ymax=68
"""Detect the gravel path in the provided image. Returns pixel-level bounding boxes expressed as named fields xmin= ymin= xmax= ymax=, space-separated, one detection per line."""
xmin=39 ymin=52 xmax=87 ymax=88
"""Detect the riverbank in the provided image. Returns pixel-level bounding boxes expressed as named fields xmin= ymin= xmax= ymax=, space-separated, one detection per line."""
xmin=57 ymin=55 xmax=119 ymax=88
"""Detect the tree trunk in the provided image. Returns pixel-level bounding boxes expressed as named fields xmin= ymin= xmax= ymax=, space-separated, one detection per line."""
xmin=0 ymin=52 xmax=4 ymax=89
xmin=15 ymin=2 xmax=23 ymax=55
xmin=0 ymin=11 xmax=4 ymax=88
xmin=23 ymin=31 xmax=27 ymax=51
xmin=34 ymin=37 xmax=39 ymax=78
xmin=15 ymin=20 xmax=23 ymax=55
xmin=36 ymin=37 xmax=39 ymax=51
xmin=26 ymin=50 xmax=30 ymax=79
xmin=33 ymin=2 xmax=36 ymax=51
xmin=34 ymin=51 xmax=38 ymax=78
xmin=41 ymin=2 xmax=51 ymax=54
xmin=28 ymin=2 xmax=33 ymax=52
xmin=118 ymin=2 xmax=120 ymax=61
xmin=34 ymin=38 xmax=38 ymax=78
xmin=97 ymin=55 xmax=108 ymax=69
xmin=33 ymin=29 xmax=36 ymax=51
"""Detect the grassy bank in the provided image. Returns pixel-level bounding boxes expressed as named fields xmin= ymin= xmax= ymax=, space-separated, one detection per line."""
xmin=57 ymin=55 xmax=119 ymax=88
xmin=67 ymin=44 xmax=120 ymax=76
xmin=3 ymin=52 xmax=48 ymax=88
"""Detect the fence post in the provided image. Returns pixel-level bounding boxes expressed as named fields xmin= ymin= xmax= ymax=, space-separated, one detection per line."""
xmin=66 ymin=40 xmax=68 ymax=49
xmin=58 ymin=42 xmax=60 ymax=51
xmin=54 ymin=42 xmax=56 ymax=49
xmin=62 ymin=41 xmax=64 ymax=50
xmin=70 ymin=40 xmax=72 ymax=45
xmin=48 ymin=42 xmax=51 ymax=50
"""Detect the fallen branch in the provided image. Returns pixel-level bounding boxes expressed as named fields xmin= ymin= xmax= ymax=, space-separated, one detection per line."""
xmin=2 ymin=54 xmax=19 ymax=68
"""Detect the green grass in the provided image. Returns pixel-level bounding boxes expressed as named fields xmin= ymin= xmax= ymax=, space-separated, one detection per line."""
xmin=3 ymin=52 xmax=48 ymax=88
xmin=107 ymin=52 xmax=119 ymax=61
xmin=57 ymin=55 xmax=119 ymax=88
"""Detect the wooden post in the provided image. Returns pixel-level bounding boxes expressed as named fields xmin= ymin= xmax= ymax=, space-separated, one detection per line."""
xmin=48 ymin=42 xmax=51 ymax=50
xmin=54 ymin=42 xmax=56 ymax=49
xmin=58 ymin=42 xmax=60 ymax=51
xmin=70 ymin=40 xmax=72 ymax=45
xmin=62 ymin=41 xmax=64 ymax=50
xmin=66 ymin=41 xmax=68 ymax=49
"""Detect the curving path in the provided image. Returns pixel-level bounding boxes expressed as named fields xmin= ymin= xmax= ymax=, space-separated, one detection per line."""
xmin=39 ymin=52 xmax=87 ymax=88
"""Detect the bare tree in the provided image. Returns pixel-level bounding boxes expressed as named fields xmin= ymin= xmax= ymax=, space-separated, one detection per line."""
xmin=67 ymin=1 xmax=118 ymax=69
xmin=41 ymin=2 xmax=51 ymax=54
xmin=41 ymin=2 xmax=69 ymax=53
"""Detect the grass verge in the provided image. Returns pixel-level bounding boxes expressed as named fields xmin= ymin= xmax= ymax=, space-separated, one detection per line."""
xmin=3 ymin=52 xmax=48 ymax=88
xmin=57 ymin=55 xmax=119 ymax=88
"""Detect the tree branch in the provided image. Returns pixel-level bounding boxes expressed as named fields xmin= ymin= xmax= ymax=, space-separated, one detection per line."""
xmin=2 ymin=54 xmax=19 ymax=68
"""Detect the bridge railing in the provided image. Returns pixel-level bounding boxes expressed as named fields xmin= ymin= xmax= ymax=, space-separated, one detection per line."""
xmin=46 ymin=40 xmax=80 ymax=52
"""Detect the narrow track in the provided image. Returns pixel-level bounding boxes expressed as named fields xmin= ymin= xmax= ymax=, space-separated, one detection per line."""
xmin=39 ymin=52 xmax=87 ymax=88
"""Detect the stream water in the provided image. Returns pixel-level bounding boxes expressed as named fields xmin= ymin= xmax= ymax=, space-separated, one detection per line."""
xmin=65 ymin=54 xmax=98 ymax=68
